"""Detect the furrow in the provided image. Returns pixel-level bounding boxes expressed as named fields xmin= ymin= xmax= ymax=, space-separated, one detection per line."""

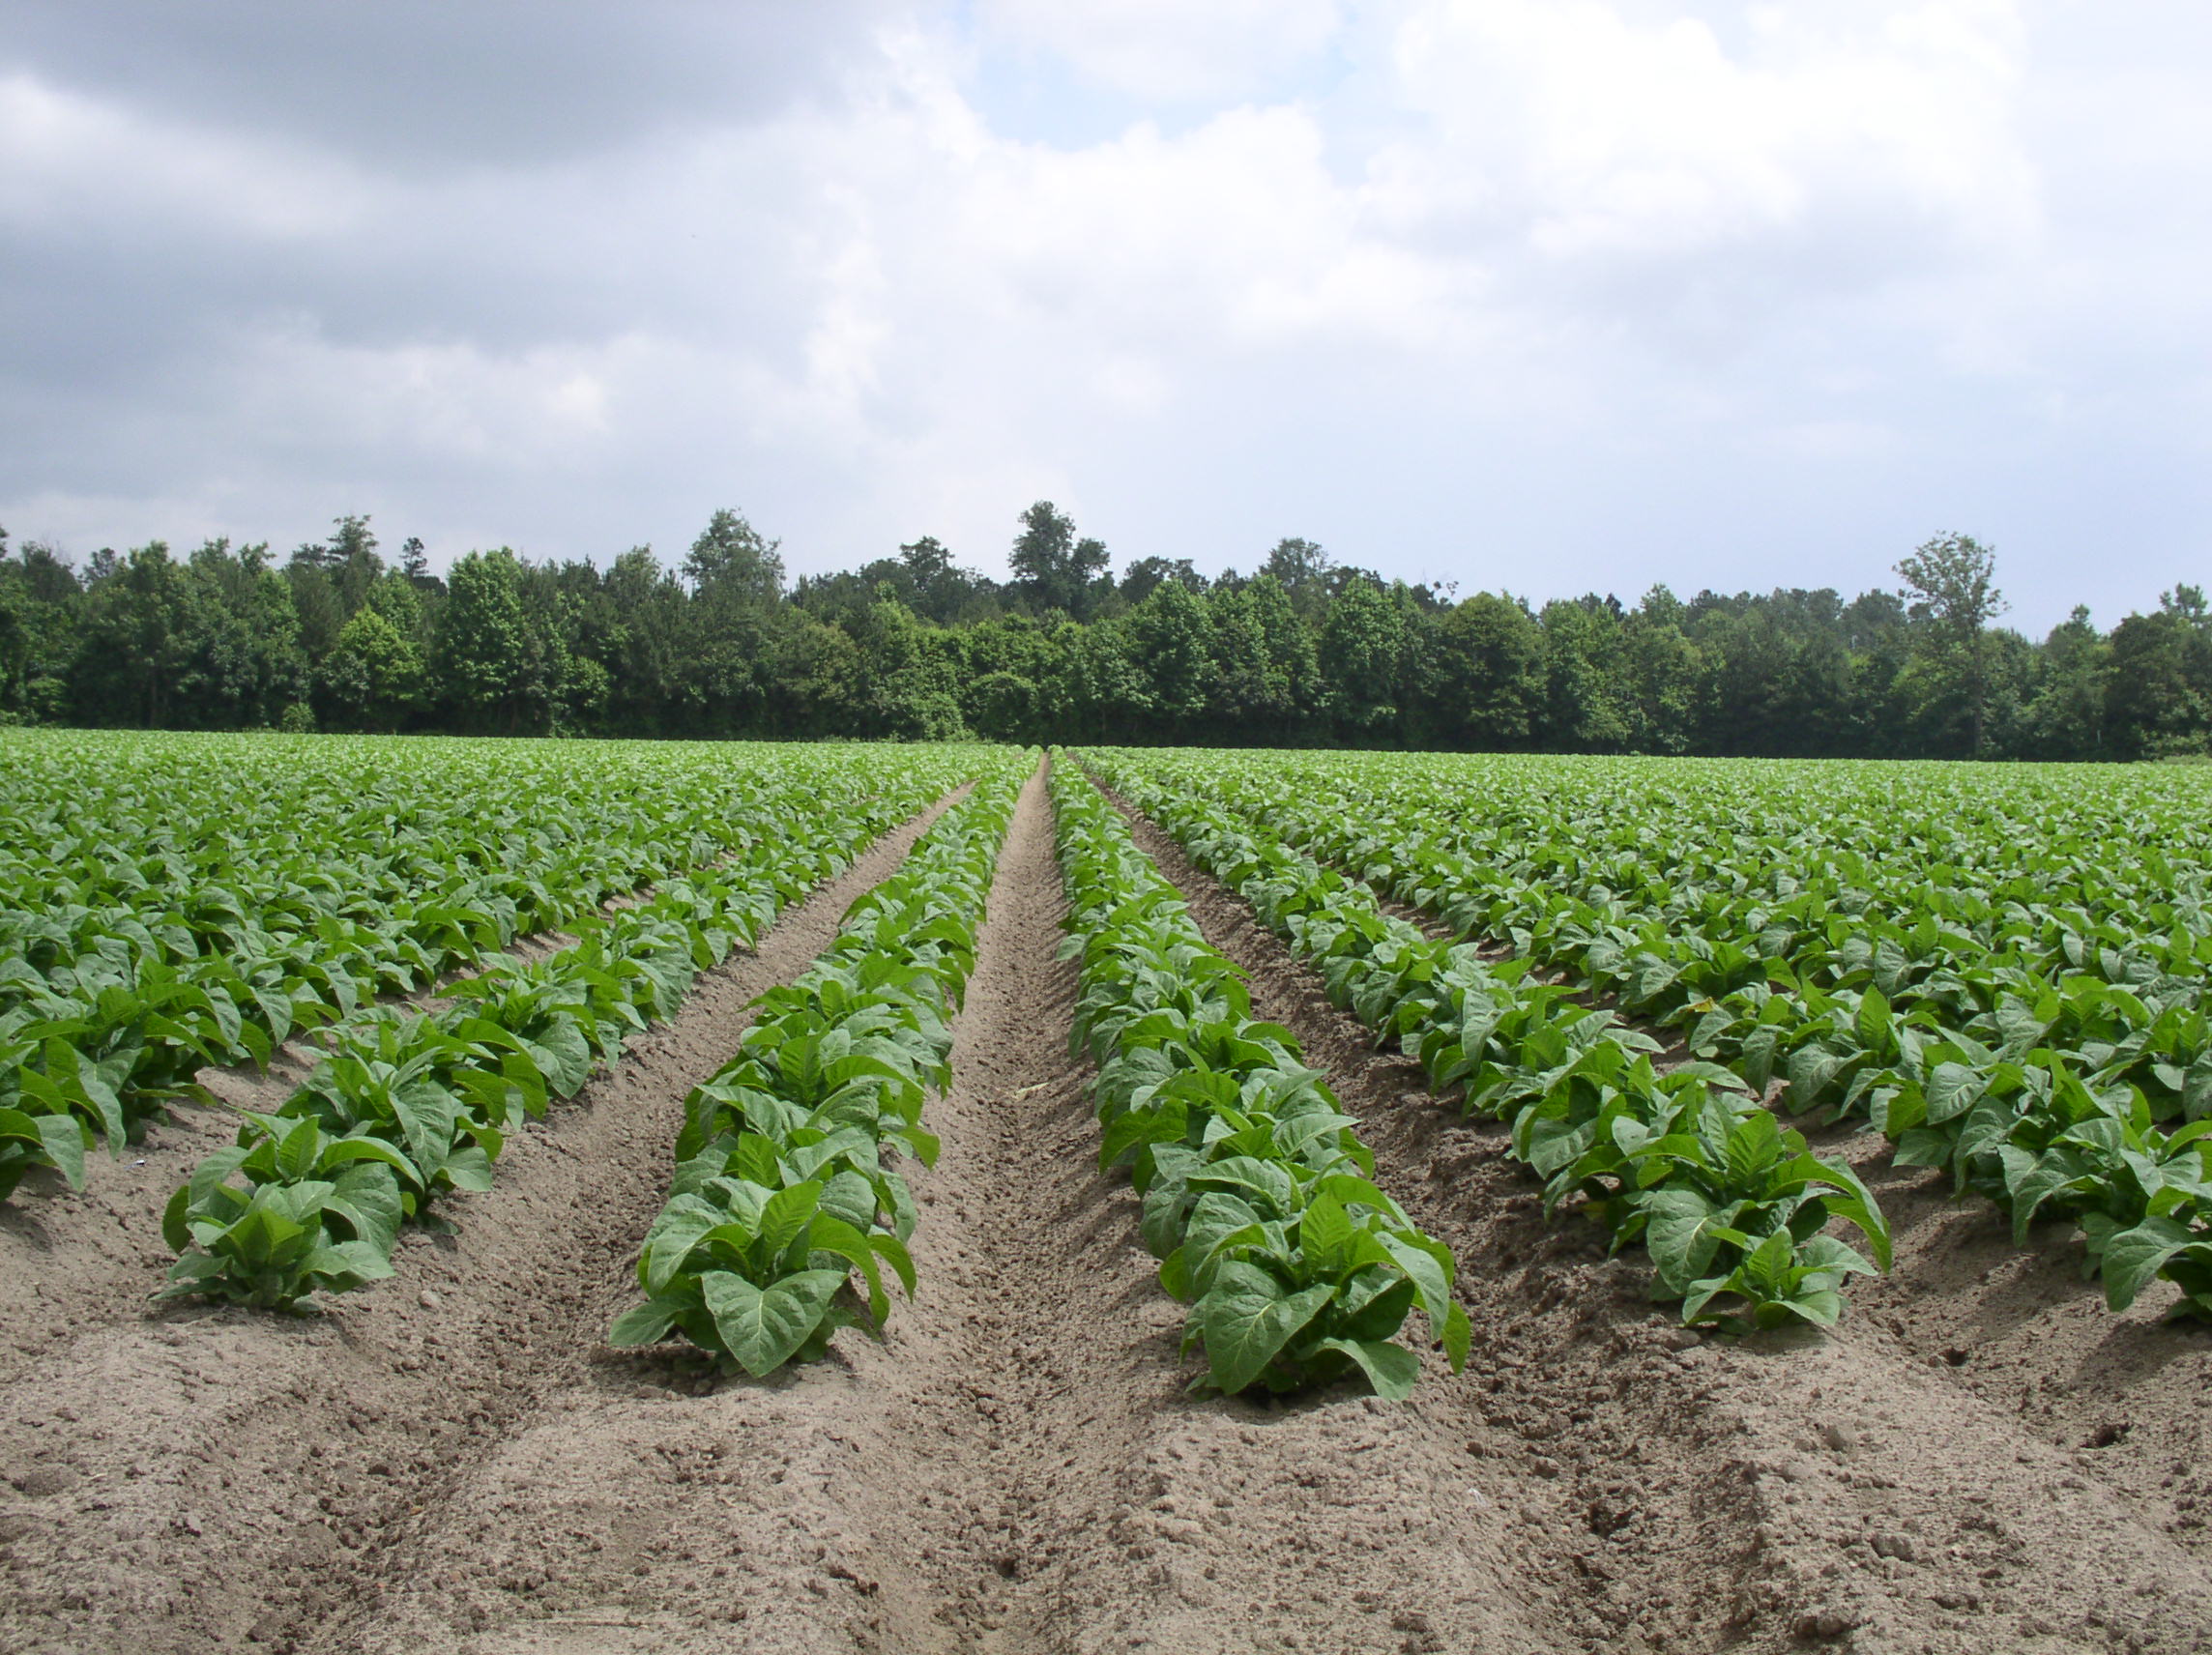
xmin=0 ymin=794 xmax=958 ymax=1655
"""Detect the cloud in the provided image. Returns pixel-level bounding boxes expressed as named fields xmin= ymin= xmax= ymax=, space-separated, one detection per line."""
xmin=0 ymin=0 xmax=899 ymax=167
xmin=0 ymin=2 xmax=2204 ymax=629
xmin=975 ymin=0 xmax=1345 ymax=100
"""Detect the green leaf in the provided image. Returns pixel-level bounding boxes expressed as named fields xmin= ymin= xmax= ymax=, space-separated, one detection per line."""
xmin=1374 ymin=1230 xmax=1458 ymax=1328
xmin=1855 ymin=988 xmax=1892 ymax=1054
xmin=1195 ymin=1262 xmax=1335 ymax=1395
xmin=1314 ymin=1336 xmax=1419 ymax=1400
xmin=701 ymin=1267 xmax=847 ymax=1377
xmin=642 ymin=1195 xmax=726 ymax=1295
xmin=160 ymin=1178 xmax=193 ymax=1252
xmin=757 ymin=1180 xmax=826 ymax=1263
xmin=33 ymin=1112 xmax=88 ymax=1192
xmin=1297 ymin=1192 xmax=1356 ymax=1280
xmin=2104 ymin=1215 xmax=2195 ymax=1312
xmin=609 ymin=1296 xmax=682 ymax=1348
xmin=1438 ymin=1300 xmax=1471 ymax=1373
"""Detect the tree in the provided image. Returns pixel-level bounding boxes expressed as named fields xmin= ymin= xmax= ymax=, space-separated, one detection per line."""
xmin=1319 ymin=580 xmax=1408 ymax=738
xmin=1128 ymin=581 xmax=1214 ymax=734
xmin=2019 ymin=606 xmax=2109 ymax=759
xmin=1428 ymin=593 xmax=1545 ymax=749
xmin=2107 ymin=593 xmax=2212 ymax=759
xmin=1538 ymin=596 xmax=1631 ymax=751
xmin=1896 ymin=532 xmax=2006 ymax=757
xmin=319 ymin=606 xmax=426 ymax=732
xmin=437 ymin=549 xmax=540 ymax=732
xmin=1119 ymin=556 xmax=1206 ymax=606
xmin=683 ymin=508 xmax=784 ymax=604
xmin=1262 ymin=537 xmax=1334 ymax=622
xmin=1009 ymin=502 xmax=1110 ymax=620
xmin=74 ymin=542 xmax=191 ymax=725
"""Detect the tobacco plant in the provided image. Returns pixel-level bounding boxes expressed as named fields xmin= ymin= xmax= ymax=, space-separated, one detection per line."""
xmin=611 ymin=762 xmax=1027 ymax=1374
xmin=1053 ymin=761 xmax=1469 ymax=1399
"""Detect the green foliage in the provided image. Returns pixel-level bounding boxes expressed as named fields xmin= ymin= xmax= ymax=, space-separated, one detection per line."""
xmin=140 ymin=741 xmax=988 ymax=1306
xmin=612 ymin=764 xmax=1027 ymax=1373
xmin=1103 ymin=744 xmax=2212 ymax=1323
xmin=1096 ymin=754 xmax=1892 ymax=1333
xmin=1052 ymin=761 xmax=1469 ymax=1398
xmin=5 ymin=504 xmax=2202 ymax=758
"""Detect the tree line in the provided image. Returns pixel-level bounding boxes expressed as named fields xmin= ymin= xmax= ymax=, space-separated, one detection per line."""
xmin=0 ymin=502 xmax=2202 ymax=759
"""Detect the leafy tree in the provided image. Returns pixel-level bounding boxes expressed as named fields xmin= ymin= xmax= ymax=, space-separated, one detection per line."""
xmin=437 ymin=549 xmax=541 ymax=733
xmin=766 ymin=610 xmax=863 ymax=737
xmin=2020 ymin=606 xmax=2109 ymax=759
xmin=684 ymin=508 xmax=784 ymax=604
xmin=319 ymin=606 xmax=426 ymax=732
xmin=1045 ymin=617 xmax=1150 ymax=740
xmin=963 ymin=671 xmax=1038 ymax=741
xmin=397 ymin=536 xmax=435 ymax=590
xmin=0 ymin=537 xmax=80 ymax=721
xmin=170 ymin=539 xmax=308 ymax=728
xmin=1128 ymin=581 xmax=1214 ymax=734
xmin=1009 ymin=502 xmax=1110 ymax=620
xmin=2107 ymin=592 xmax=2212 ymax=759
xmin=1320 ymin=579 xmax=1408 ymax=739
xmin=1262 ymin=537 xmax=1334 ymax=622
xmin=592 ymin=547 xmax=687 ymax=736
xmin=1426 ymin=593 xmax=1545 ymax=749
xmin=1897 ymin=532 xmax=2006 ymax=757
xmin=75 ymin=542 xmax=191 ymax=725
xmin=1119 ymin=556 xmax=1206 ymax=606
xmin=1538 ymin=596 xmax=1631 ymax=750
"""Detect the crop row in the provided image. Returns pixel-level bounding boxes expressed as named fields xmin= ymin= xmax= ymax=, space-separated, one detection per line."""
xmin=1097 ymin=748 xmax=2212 ymax=1319
xmin=160 ymin=757 xmax=976 ymax=1310
xmin=610 ymin=760 xmax=1027 ymax=1375
xmin=1088 ymin=756 xmax=1894 ymax=1333
xmin=1 ymin=735 xmax=978 ymax=1201
xmin=1050 ymin=761 xmax=1470 ymax=1397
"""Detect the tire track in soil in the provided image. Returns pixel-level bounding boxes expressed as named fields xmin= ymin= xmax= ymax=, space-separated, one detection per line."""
xmin=0 ymin=791 xmax=962 ymax=1655
xmin=314 ymin=758 xmax=1577 ymax=1655
xmin=1108 ymin=786 xmax=2212 ymax=1655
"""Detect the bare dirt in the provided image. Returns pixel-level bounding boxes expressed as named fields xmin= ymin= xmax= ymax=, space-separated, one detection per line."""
xmin=1111 ymin=788 xmax=2212 ymax=1655
xmin=7 ymin=763 xmax=2211 ymax=1655
xmin=0 ymin=828 xmax=807 ymax=1386
xmin=0 ymin=793 xmax=958 ymax=1655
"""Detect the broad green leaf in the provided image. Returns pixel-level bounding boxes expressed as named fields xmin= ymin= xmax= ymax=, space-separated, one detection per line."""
xmin=702 ymin=1267 xmax=847 ymax=1377
xmin=1195 ymin=1262 xmax=1335 ymax=1395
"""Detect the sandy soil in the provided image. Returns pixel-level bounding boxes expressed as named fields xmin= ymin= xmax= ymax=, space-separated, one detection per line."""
xmin=0 ymin=794 xmax=957 ymax=1655
xmin=7 ymin=762 xmax=2210 ymax=1655
xmin=1110 ymin=789 xmax=2212 ymax=1655
xmin=0 ymin=827 xmax=818 ymax=1386
xmin=285 ymin=761 xmax=1581 ymax=1655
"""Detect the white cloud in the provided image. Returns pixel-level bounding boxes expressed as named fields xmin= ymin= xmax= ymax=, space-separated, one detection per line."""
xmin=0 ymin=4 xmax=2207 ymax=626
xmin=975 ymin=0 xmax=1344 ymax=99
xmin=1379 ymin=0 xmax=2037 ymax=267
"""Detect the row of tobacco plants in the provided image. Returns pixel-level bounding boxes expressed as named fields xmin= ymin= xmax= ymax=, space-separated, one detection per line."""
xmin=160 ymin=754 xmax=975 ymax=1309
xmin=0 ymin=734 xmax=965 ymax=1202
xmin=1051 ymin=760 xmax=1470 ymax=1398
xmin=608 ymin=759 xmax=1027 ymax=1376
xmin=1088 ymin=755 xmax=1893 ymax=1334
xmin=1103 ymin=747 xmax=2212 ymax=1320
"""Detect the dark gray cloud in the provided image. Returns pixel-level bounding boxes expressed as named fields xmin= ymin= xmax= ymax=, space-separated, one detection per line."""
xmin=0 ymin=1 xmax=893 ymax=167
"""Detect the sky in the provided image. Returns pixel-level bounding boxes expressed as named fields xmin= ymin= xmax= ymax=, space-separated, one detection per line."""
xmin=1 ymin=0 xmax=2207 ymax=635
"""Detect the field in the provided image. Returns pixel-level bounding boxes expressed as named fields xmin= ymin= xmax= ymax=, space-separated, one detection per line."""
xmin=4 ymin=731 xmax=2212 ymax=1654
